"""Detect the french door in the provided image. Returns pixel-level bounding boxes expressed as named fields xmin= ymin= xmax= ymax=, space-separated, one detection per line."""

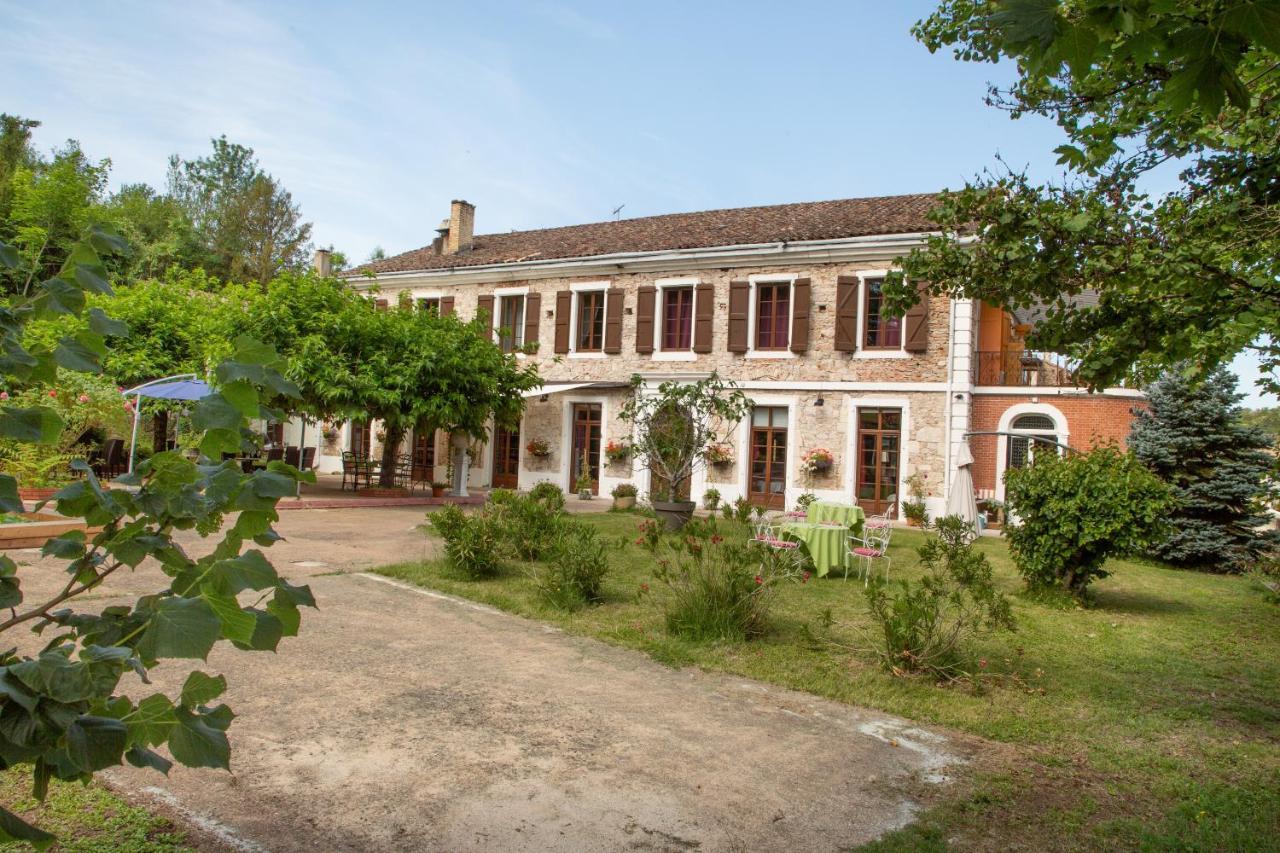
xmin=412 ymin=430 xmax=435 ymax=479
xmin=350 ymin=421 xmax=372 ymax=457
xmin=856 ymin=407 xmax=901 ymax=516
xmin=492 ymin=426 xmax=520 ymax=489
xmin=748 ymin=406 xmax=788 ymax=509
xmin=570 ymin=404 xmax=602 ymax=494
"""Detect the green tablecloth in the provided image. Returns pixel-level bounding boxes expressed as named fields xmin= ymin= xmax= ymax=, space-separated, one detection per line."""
xmin=806 ymin=501 xmax=865 ymax=538
xmin=780 ymin=521 xmax=853 ymax=578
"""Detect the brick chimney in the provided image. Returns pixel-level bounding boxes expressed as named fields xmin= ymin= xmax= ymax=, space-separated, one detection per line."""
xmin=443 ymin=199 xmax=475 ymax=255
xmin=312 ymin=248 xmax=332 ymax=277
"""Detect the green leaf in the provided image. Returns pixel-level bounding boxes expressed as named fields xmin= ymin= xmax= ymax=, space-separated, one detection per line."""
xmin=53 ymin=334 xmax=105 ymax=373
xmin=35 ymin=277 xmax=86 ymax=316
xmin=0 ymin=405 xmax=63 ymax=443
xmin=86 ymin=307 xmax=128 ymax=337
xmin=73 ymin=263 xmax=112 ymax=295
xmin=218 ymin=380 xmax=259 ymax=419
xmin=126 ymin=694 xmax=176 ymax=747
xmin=86 ymin=225 xmax=127 ymax=255
xmin=235 ymin=610 xmax=283 ymax=652
xmin=203 ymin=592 xmax=256 ymax=645
xmin=267 ymin=592 xmax=300 ymax=637
xmin=189 ymin=393 xmax=241 ymax=433
xmin=211 ymin=550 xmax=279 ymax=594
xmin=65 ymin=715 xmax=128 ymax=772
xmin=125 ymin=745 xmax=173 ymax=775
xmin=1053 ymin=22 xmax=1098 ymax=77
xmin=136 ymin=597 xmax=221 ymax=661
xmin=1220 ymin=0 xmax=1280 ymax=53
xmin=180 ymin=671 xmax=227 ymax=707
xmin=168 ymin=706 xmax=232 ymax=770
xmin=41 ymin=530 xmax=86 ymax=560
xmin=0 ymin=669 xmax=38 ymax=713
xmin=0 ymin=241 xmax=19 ymax=270
xmin=0 ymin=805 xmax=54 ymax=850
xmin=0 ymin=475 xmax=21 ymax=514
xmin=990 ymin=0 xmax=1060 ymax=47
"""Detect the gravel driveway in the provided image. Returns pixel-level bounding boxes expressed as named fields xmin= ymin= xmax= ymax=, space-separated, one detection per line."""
xmin=11 ymin=508 xmax=974 ymax=852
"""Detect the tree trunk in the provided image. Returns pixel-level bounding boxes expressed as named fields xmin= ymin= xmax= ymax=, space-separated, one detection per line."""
xmin=152 ymin=409 xmax=169 ymax=452
xmin=378 ymin=424 xmax=404 ymax=488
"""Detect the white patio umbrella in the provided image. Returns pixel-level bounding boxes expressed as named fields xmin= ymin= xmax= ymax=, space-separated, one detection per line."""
xmin=946 ymin=439 xmax=979 ymax=532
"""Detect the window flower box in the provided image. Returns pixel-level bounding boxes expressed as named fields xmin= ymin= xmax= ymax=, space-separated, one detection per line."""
xmin=800 ymin=447 xmax=834 ymax=475
xmin=526 ymin=438 xmax=551 ymax=457
xmin=604 ymin=439 xmax=630 ymax=463
xmin=703 ymin=443 xmax=733 ymax=466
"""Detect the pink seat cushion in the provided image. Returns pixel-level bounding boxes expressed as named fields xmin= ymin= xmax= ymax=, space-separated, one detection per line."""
xmin=852 ymin=546 xmax=881 ymax=557
xmin=865 ymin=520 xmax=889 ymax=528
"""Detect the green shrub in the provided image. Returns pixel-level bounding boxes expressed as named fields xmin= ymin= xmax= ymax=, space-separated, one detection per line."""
xmin=534 ymin=519 xmax=610 ymax=610
xmin=529 ymin=481 xmax=566 ymax=511
xmin=702 ymin=488 xmax=720 ymax=510
xmin=795 ymin=492 xmax=816 ymax=512
xmin=488 ymin=487 xmax=518 ymax=506
xmin=1246 ymin=552 xmax=1280 ymax=605
xmin=864 ymin=515 xmax=1015 ymax=681
xmin=720 ymin=496 xmax=757 ymax=524
xmin=428 ymin=505 xmax=503 ymax=579
xmin=502 ymin=493 xmax=564 ymax=561
xmin=611 ymin=482 xmax=637 ymax=498
xmin=1004 ymin=447 xmax=1173 ymax=595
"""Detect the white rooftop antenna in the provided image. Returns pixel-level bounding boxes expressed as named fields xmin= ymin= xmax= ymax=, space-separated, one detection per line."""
xmin=611 ymin=203 xmax=625 ymax=220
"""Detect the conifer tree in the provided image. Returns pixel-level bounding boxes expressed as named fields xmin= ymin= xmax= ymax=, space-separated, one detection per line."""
xmin=1129 ymin=368 xmax=1278 ymax=572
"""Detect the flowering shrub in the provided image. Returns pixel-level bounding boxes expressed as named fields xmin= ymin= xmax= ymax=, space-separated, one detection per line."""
xmin=604 ymin=439 xmax=630 ymax=463
xmin=0 ymin=372 xmax=130 ymax=487
xmin=703 ymin=443 xmax=733 ymax=465
xmin=799 ymin=447 xmax=834 ymax=475
xmin=635 ymin=517 xmax=662 ymax=552
xmin=526 ymin=437 xmax=551 ymax=457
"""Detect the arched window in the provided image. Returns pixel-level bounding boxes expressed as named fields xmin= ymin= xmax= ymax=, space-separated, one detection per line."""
xmin=1007 ymin=413 xmax=1058 ymax=470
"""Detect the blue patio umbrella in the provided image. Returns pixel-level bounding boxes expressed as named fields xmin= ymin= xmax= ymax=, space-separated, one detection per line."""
xmin=121 ymin=374 xmax=214 ymax=473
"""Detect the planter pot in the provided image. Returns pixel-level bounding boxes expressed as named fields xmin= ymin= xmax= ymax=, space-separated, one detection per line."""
xmin=613 ymin=496 xmax=635 ymax=510
xmin=906 ymin=517 xmax=923 ymax=528
xmin=431 ymin=486 xmax=446 ymax=498
xmin=17 ymin=487 xmax=63 ymax=502
xmin=811 ymin=460 xmax=832 ymax=474
xmin=653 ymin=499 xmax=697 ymax=531
xmin=578 ymin=489 xmax=593 ymax=500
xmin=359 ymin=486 xmax=410 ymax=498
xmin=1 ymin=513 xmax=103 ymax=550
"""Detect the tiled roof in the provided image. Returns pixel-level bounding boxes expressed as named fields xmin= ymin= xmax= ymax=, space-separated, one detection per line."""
xmin=347 ymin=193 xmax=941 ymax=276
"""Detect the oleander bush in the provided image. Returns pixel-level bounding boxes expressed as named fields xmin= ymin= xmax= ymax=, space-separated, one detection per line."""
xmin=528 ymin=481 xmax=566 ymax=512
xmin=534 ymin=519 xmax=610 ymax=610
xmin=499 ymin=492 xmax=564 ymax=561
xmin=864 ymin=515 xmax=1015 ymax=681
xmin=429 ymin=504 xmax=503 ymax=579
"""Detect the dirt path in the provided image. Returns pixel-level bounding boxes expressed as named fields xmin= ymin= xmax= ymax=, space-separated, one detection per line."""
xmin=13 ymin=509 xmax=976 ymax=852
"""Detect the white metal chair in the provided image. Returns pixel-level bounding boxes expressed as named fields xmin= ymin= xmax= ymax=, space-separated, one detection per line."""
xmin=847 ymin=524 xmax=892 ymax=585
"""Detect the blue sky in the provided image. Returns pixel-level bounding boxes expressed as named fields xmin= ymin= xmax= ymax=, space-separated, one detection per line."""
xmin=3 ymin=0 xmax=1274 ymax=403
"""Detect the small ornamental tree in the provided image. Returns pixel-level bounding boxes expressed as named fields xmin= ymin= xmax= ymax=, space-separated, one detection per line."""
xmin=1004 ymin=446 xmax=1173 ymax=596
xmin=618 ymin=373 xmax=751 ymax=504
xmin=1131 ymin=368 xmax=1279 ymax=572
xmin=0 ymin=229 xmax=312 ymax=846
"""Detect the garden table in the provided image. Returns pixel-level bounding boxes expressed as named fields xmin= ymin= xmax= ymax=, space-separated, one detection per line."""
xmin=780 ymin=521 xmax=853 ymax=578
xmin=806 ymin=501 xmax=865 ymax=538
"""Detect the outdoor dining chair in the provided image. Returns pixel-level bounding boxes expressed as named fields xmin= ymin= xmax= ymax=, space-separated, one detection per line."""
xmin=284 ymin=446 xmax=300 ymax=468
xmin=847 ymin=523 xmax=892 ymax=585
xmin=300 ymin=447 xmax=316 ymax=471
xmin=340 ymin=451 xmax=369 ymax=491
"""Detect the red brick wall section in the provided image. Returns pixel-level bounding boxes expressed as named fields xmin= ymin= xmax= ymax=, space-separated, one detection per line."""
xmin=969 ymin=394 xmax=1144 ymax=493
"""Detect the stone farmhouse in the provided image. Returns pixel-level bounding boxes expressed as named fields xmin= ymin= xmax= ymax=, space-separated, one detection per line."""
xmin=297 ymin=196 xmax=1141 ymax=515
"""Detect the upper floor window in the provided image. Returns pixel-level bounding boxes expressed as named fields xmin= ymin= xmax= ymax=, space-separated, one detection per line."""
xmin=498 ymin=294 xmax=525 ymax=354
xmin=862 ymin=278 xmax=902 ymax=349
xmin=755 ymin=282 xmax=790 ymax=350
xmin=662 ymin=286 xmax=694 ymax=350
xmin=577 ymin=290 xmax=605 ymax=352
xmin=417 ymin=297 xmax=440 ymax=316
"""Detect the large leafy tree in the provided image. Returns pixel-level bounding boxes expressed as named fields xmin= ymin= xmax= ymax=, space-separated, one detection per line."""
xmin=887 ymin=0 xmax=1280 ymax=394
xmin=0 ymin=226 xmax=312 ymax=846
xmin=238 ymin=275 xmax=541 ymax=487
xmin=167 ymin=136 xmax=312 ymax=285
xmin=1130 ymin=367 xmax=1278 ymax=572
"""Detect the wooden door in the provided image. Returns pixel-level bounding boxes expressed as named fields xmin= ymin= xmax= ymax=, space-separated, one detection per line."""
xmin=492 ymin=426 xmax=520 ymax=489
xmin=570 ymin=404 xmax=602 ymax=494
xmin=350 ymin=421 xmax=372 ymax=457
xmin=856 ymin=408 xmax=901 ymax=515
xmin=748 ymin=406 xmax=788 ymax=509
xmin=413 ymin=430 xmax=435 ymax=481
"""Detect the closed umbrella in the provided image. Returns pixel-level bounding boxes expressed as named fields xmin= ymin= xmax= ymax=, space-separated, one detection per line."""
xmin=946 ymin=439 xmax=979 ymax=533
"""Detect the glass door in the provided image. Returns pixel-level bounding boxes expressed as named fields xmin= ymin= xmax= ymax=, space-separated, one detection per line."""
xmin=350 ymin=421 xmax=372 ymax=457
xmin=491 ymin=426 xmax=520 ymax=489
xmin=748 ymin=406 xmax=788 ymax=509
xmin=412 ymin=429 xmax=435 ymax=481
xmin=570 ymin=404 xmax=602 ymax=494
xmin=856 ymin=407 xmax=901 ymax=516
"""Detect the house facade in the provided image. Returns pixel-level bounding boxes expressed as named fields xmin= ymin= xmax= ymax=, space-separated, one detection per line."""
xmin=308 ymin=196 xmax=1140 ymax=514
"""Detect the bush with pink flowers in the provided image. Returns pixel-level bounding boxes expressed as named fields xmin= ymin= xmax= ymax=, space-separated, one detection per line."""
xmin=0 ymin=372 xmax=129 ymax=486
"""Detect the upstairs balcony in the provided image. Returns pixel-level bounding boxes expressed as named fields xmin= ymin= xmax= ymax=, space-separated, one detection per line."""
xmin=973 ymin=350 xmax=1079 ymax=387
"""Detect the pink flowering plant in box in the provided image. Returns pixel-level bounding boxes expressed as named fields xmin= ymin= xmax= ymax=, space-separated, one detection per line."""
xmin=703 ymin=443 xmax=733 ymax=465
xmin=604 ymin=439 xmax=630 ymax=463
xmin=800 ymin=447 xmax=834 ymax=475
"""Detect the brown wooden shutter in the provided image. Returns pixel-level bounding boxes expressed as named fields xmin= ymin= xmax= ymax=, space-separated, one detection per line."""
xmin=790 ymin=277 xmax=811 ymax=353
xmin=554 ymin=290 xmax=571 ymax=354
xmin=727 ymin=280 xmax=750 ymax=353
xmin=834 ymin=275 xmax=859 ymax=351
xmin=903 ymin=280 xmax=929 ymax=353
xmin=440 ymin=296 xmax=455 ymax=317
xmin=374 ymin=298 xmax=389 ymax=311
xmin=476 ymin=294 xmax=495 ymax=339
xmin=693 ymin=283 xmax=714 ymax=353
xmin=635 ymin=285 xmax=656 ymax=354
xmin=523 ymin=292 xmax=541 ymax=351
xmin=603 ymin=289 xmax=623 ymax=354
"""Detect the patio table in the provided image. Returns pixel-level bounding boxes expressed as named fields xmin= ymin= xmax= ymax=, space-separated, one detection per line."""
xmin=780 ymin=521 xmax=853 ymax=578
xmin=806 ymin=501 xmax=865 ymax=538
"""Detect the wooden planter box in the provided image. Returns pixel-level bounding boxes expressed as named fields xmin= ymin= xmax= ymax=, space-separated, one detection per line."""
xmin=0 ymin=513 xmax=102 ymax=550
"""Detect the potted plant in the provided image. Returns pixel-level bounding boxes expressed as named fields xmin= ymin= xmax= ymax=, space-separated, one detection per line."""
xmin=525 ymin=438 xmax=551 ymax=457
xmin=619 ymin=372 xmax=751 ymax=531
xmin=795 ymin=492 xmax=817 ymax=512
xmin=431 ymin=480 xmax=449 ymax=498
xmin=800 ymin=447 xmax=834 ymax=477
xmin=981 ymin=498 xmax=1005 ymax=529
xmin=576 ymin=472 xmax=594 ymax=500
xmin=902 ymin=472 xmax=929 ymax=527
xmin=612 ymin=482 xmax=637 ymax=510
xmin=702 ymin=488 xmax=721 ymax=511
xmin=703 ymin=443 xmax=733 ymax=466
xmin=604 ymin=439 xmax=631 ymax=464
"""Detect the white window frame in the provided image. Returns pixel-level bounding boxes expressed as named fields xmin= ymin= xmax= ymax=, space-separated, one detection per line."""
xmin=491 ymin=285 xmax=530 ymax=357
xmin=854 ymin=270 xmax=910 ymax=360
xmin=568 ymin=281 xmax=610 ymax=359
xmin=994 ymin=402 xmax=1069 ymax=501
xmin=651 ymin=276 xmax=699 ymax=362
xmin=746 ymin=274 xmax=797 ymax=360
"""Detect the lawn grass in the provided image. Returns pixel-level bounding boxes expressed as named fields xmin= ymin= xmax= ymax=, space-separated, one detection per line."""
xmin=376 ymin=510 xmax=1280 ymax=851
xmin=0 ymin=769 xmax=189 ymax=852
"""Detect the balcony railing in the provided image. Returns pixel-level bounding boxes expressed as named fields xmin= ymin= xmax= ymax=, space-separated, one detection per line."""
xmin=973 ymin=351 xmax=1079 ymax=387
